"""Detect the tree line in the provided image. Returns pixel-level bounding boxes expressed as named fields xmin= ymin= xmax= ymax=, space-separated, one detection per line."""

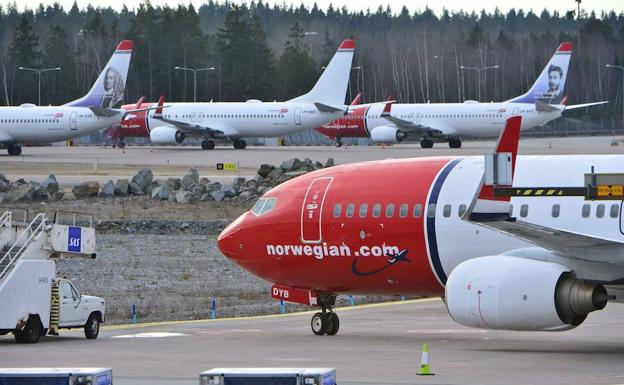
xmin=1 ymin=1 xmax=624 ymax=130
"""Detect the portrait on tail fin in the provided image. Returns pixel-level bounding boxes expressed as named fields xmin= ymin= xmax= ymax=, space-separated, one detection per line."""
xmin=102 ymin=67 xmax=125 ymax=108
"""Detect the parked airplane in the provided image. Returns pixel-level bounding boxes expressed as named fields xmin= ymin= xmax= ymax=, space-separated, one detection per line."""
xmin=0 ymin=40 xmax=136 ymax=156
xmin=114 ymin=39 xmax=356 ymax=150
xmin=317 ymin=42 xmax=607 ymax=148
xmin=218 ymin=116 xmax=624 ymax=335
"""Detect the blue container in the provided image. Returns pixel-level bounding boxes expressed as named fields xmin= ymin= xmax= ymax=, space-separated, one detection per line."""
xmin=0 ymin=368 xmax=112 ymax=385
xmin=199 ymin=368 xmax=336 ymax=385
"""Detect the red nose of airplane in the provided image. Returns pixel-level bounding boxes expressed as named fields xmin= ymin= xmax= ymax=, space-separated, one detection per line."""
xmin=217 ymin=215 xmax=246 ymax=262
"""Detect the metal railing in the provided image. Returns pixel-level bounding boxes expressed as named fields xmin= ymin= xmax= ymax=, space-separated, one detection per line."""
xmin=0 ymin=211 xmax=11 ymax=229
xmin=0 ymin=213 xmax=48 ymax=281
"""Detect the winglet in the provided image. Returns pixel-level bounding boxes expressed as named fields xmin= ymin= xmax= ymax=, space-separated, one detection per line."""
xmin=381 ymin=95 xmax=394 ymax=117
xmin=154 ymin=95 xmax=165 ymax=118
xmin=465 ymin=116 xmax=522 ymax=222
xmin=350 ymin=92 xmax=362 ymax=106
xmin=135 ymin=96 xmax=145 ymax=109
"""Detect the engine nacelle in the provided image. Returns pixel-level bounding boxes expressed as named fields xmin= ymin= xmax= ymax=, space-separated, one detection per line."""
xmin=445 ymin=256 xmax=607 ymax=331
xmin=369 ymin=126 xmax=406 ymax=143
xmin=149 ymin=126 xmax=185 ymax=144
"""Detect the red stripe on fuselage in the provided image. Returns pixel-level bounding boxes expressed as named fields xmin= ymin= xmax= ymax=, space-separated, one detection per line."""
xmin=225 ymin=157 xmax=455 ymax=296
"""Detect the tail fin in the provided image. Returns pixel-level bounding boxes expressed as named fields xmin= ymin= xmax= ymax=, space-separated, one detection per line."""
xmin=350 ymin=92 xmax=362 ymax=106
xmin=507 ymin=42 xmax=571 ymax=105
xmin=65 ymin=40 xmax=134 ymax=108
xmin=289 ymin=39 xmax=355 ymax=105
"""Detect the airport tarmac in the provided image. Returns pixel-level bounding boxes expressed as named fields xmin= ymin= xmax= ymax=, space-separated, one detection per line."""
xmin=2 ymin=298 xmax=624 ymax=385
xmin=1 ymin=136 xmax=622 ymax=187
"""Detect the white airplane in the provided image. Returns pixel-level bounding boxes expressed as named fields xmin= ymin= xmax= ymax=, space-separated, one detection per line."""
xmin=317 ymin=42 xmax=608 ymax=148
xmin=0 ymin=40 xmax=136 ymax=156
xmin=118 ymin=39 xmax=356 ymax=149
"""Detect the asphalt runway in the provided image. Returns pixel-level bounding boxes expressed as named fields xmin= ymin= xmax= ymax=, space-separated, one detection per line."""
xmin=2 ymin=299 xmax=624 ymax=385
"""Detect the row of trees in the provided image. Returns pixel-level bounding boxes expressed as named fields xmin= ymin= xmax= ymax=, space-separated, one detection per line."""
xmin=1 ymin=1 xmax=624 ymax=128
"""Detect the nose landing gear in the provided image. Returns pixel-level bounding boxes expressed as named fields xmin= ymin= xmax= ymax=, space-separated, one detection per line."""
xmin=310 ymin=294 xmax=339 ymax=336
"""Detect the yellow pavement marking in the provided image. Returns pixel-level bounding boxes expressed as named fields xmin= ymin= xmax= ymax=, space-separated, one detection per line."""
xmin=96 ymin=297 xmax=441 ymax=332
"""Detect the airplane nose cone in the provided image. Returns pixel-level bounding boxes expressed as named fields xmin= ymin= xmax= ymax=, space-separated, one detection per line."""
xmin=217 ymin=216 xmax=246 ymax=261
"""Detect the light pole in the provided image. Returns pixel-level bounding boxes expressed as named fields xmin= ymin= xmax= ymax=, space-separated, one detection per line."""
xmin=174 ymin=66 xmax=215 ymax=102
xmin=606 ymin=64 xmax=624 ymax=129
xmin=18 ymin=66 xmax=61 ymax=106
xmin=459 ymin=65 xmax=499 ymax=102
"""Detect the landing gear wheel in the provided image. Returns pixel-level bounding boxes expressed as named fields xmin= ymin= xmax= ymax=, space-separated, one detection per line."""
xmin=7 ymin=144 xmax=22 ymax=156
xmin=311 ymin=312 xmax=327 ymax=335
xmin=14 ymin=316 xmax=42 ymax=343
xmin=448 ymin=138 xmax=462 ymax=149
xmin=420 ymin=138 xmax=434 ymax=149
xmin=84 ymin=313 xmax=100 ymax=339
xmin=233 ymin=139 xmax=247 ymax=150
xmin=335 ymin=138 xmax=343 ymax=147
xmin=325 ymin=312 xmax=340 ymax=335
xmin=201 ymin=139 xmax=215 ymax=150
xmin=118 ymin=140 xmax=126 ymax=149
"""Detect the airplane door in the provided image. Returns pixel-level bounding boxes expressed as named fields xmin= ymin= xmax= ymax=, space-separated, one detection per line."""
xmin=620 ymin=201 xmax=624 ymax=236
xmin=300 ymin=177 xmax=333 ymax=243
xmin=70 ymin=112 xmax=77 ymax=130
xmin=294 ymin=108 xmax=302 ymax=126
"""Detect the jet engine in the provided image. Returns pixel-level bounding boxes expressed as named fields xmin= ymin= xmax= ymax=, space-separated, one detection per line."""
xmin=445 ymin=256 xmax=608 ymax=331
xmin=369 ymin=126 xmax=407 ymax=143
xmin=149 ymin=126 xmax=185 ymax=144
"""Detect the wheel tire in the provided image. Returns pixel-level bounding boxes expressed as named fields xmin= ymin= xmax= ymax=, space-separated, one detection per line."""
xmin=7 ymin=144 xmax=20 ymax=156
xmin=325 ymin=312 xmax=340 ymax=336
xmin=84 ymin=313 xmax=100 ymax=340
xmin=420 ymin=139 xmax=434 ymax=149
xmin=238 ymin=139 xmax=247 ymax=149
xmin=118 ymin=141 xmax=126 ymax=149
xmin=202 ymin=140 xmax=215 ymax=150
xmin=15 ymin=316 xmax=42 ymax=344
xmin=335 ymin=138 xmax=343 ymax=147
xmin=448 ymin=138 xmax=462 ymax=149
xmin=311 ymin=312 xmax=327 ymax=335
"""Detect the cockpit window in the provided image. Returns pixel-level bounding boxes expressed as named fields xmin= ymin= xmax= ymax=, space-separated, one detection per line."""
xmin=250 ymin=198 xmax=277 ymax=216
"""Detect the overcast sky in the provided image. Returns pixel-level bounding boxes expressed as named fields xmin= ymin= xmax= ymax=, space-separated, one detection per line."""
xmin=9 ymin=0 xmax=624 ymax=15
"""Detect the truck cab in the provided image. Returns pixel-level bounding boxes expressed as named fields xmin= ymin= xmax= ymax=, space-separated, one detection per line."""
xmin=53 ymin=278 xmax=105 ymax=339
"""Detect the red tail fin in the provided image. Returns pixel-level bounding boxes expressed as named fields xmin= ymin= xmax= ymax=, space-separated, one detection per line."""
xmin=350 ymin=92 xmax=362 ymax=106
xmin=154 ymin=95 xmax=165 ymax=117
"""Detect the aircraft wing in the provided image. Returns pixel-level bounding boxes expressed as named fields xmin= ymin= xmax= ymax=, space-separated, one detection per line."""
xmin=564 ymin=101 xmax=609 ymax=111
xmin=0 ymin=130 xmax=14 ymax=142
xmin=153 ymin=116 xmax=235 ymax=136
xmin=464 ymin=115 xmax=624 ymax=264
xmin=380 ymin=101 xmax=447 ymax=136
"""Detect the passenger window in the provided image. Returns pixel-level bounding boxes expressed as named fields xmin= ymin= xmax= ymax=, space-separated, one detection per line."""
xmin=427 ymin=203 xmax=436 ymax=218
xmin=597 ymin=204 xmax=605 ymax=218
xmin=346 ymin=204 xmax=355 ymax=218
xmin=443 ymin=204 xmax=452 ymax=218
xmin=385 ymin=204 xmax=395 ymax=218
xmin=372 ymin=204 xmax=381 ymax=218
xmin=520 ymin=204 xmax=529 ymax=218
xmin=413 ymin=204 xmax=422 ymax=218
xmin=552 ymin=204 xmax=560 ymax=218
xmin=333 ymin=204 xmax=342 ymax=218
xmin=582 ymin=204 xmax=590 ymax=218
xmin=610 ymin=204 xmax=619 ymax=218
xmin=399 ymin=204 xmax=408 ymax=218
xmin=359 ymin=203 xmax=368 ymax=218
xmin=458 ymin=204 xmax=467 ymax=217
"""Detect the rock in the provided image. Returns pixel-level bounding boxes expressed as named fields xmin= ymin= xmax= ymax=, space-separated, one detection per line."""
xmin=40 ymin=174 xmax=59 ymax=194
xmin=325 ymin=158 xmax=335 ymax=168
xmin=199 ymin=177 xmax=210 ymax=186
xmin=151 ymin=185 xmax=172 ymax=200
xmin=210 ymin=191 xmax=226 ymax=202
xmin=166 ymin=178 xmax=181 ymax=190
xmin=168 ymin=190 xmax=178 ymax=203
xmin=175 ymin=190 xmax=196 ymax=203
xmin=131 ymin=168 xmax=153 ymax=193
xmin=0 ymin=178 xmax=8 ymax=193
xmin=0 ymin=174 xmax=8 ymax=184
xmin=180 ymin=222 xmax=190 ymax=231
xmin=32 ymin=185 xmax=49 ymax=201
xmin=200 ymin=193 xmax=213 ymax=202
xmin=72 ymin=182 xmax=99 ymax=199
xmin=191 ymin=185 xmax=205 ymax=196
xmin=276 ymin=170 xmax=308 ymax=184
xmin=206 ymin=182 xmax=222 ymax=192
xmin=99 ymin=180 xmax=116 ymax=197
xmin=182 ymin=167 xmax=199 ymax=190
xmin=268 ymin=167 xmax=284 ymax=180
xmin=232 ymin=177 xmax=246 ymax=193
xmin=257 ymin=186 xmax=271 ymax=195
xmin=314 ymin=161 xmax=324 ymax=170
xmin=114 ymin=179 xmax=130 ymax=196
xmin=257 ymin=164 xmax=276 ymax=177
xmin=5 ymin=185 xmax=35 ymax=202
xmin=51 ymin=188 xmax=65 ymax=201
xmin=220 ymin=185 xmax=237 ymax=198
xmin=129 ymin=181 xmax=145 ymax=195
xmin=280 ymin=158 xmax=302 ymax=171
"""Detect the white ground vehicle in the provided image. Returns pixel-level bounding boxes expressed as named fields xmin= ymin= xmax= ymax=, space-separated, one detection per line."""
xmin=0 ymin=210 xmax=104 ymax=343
